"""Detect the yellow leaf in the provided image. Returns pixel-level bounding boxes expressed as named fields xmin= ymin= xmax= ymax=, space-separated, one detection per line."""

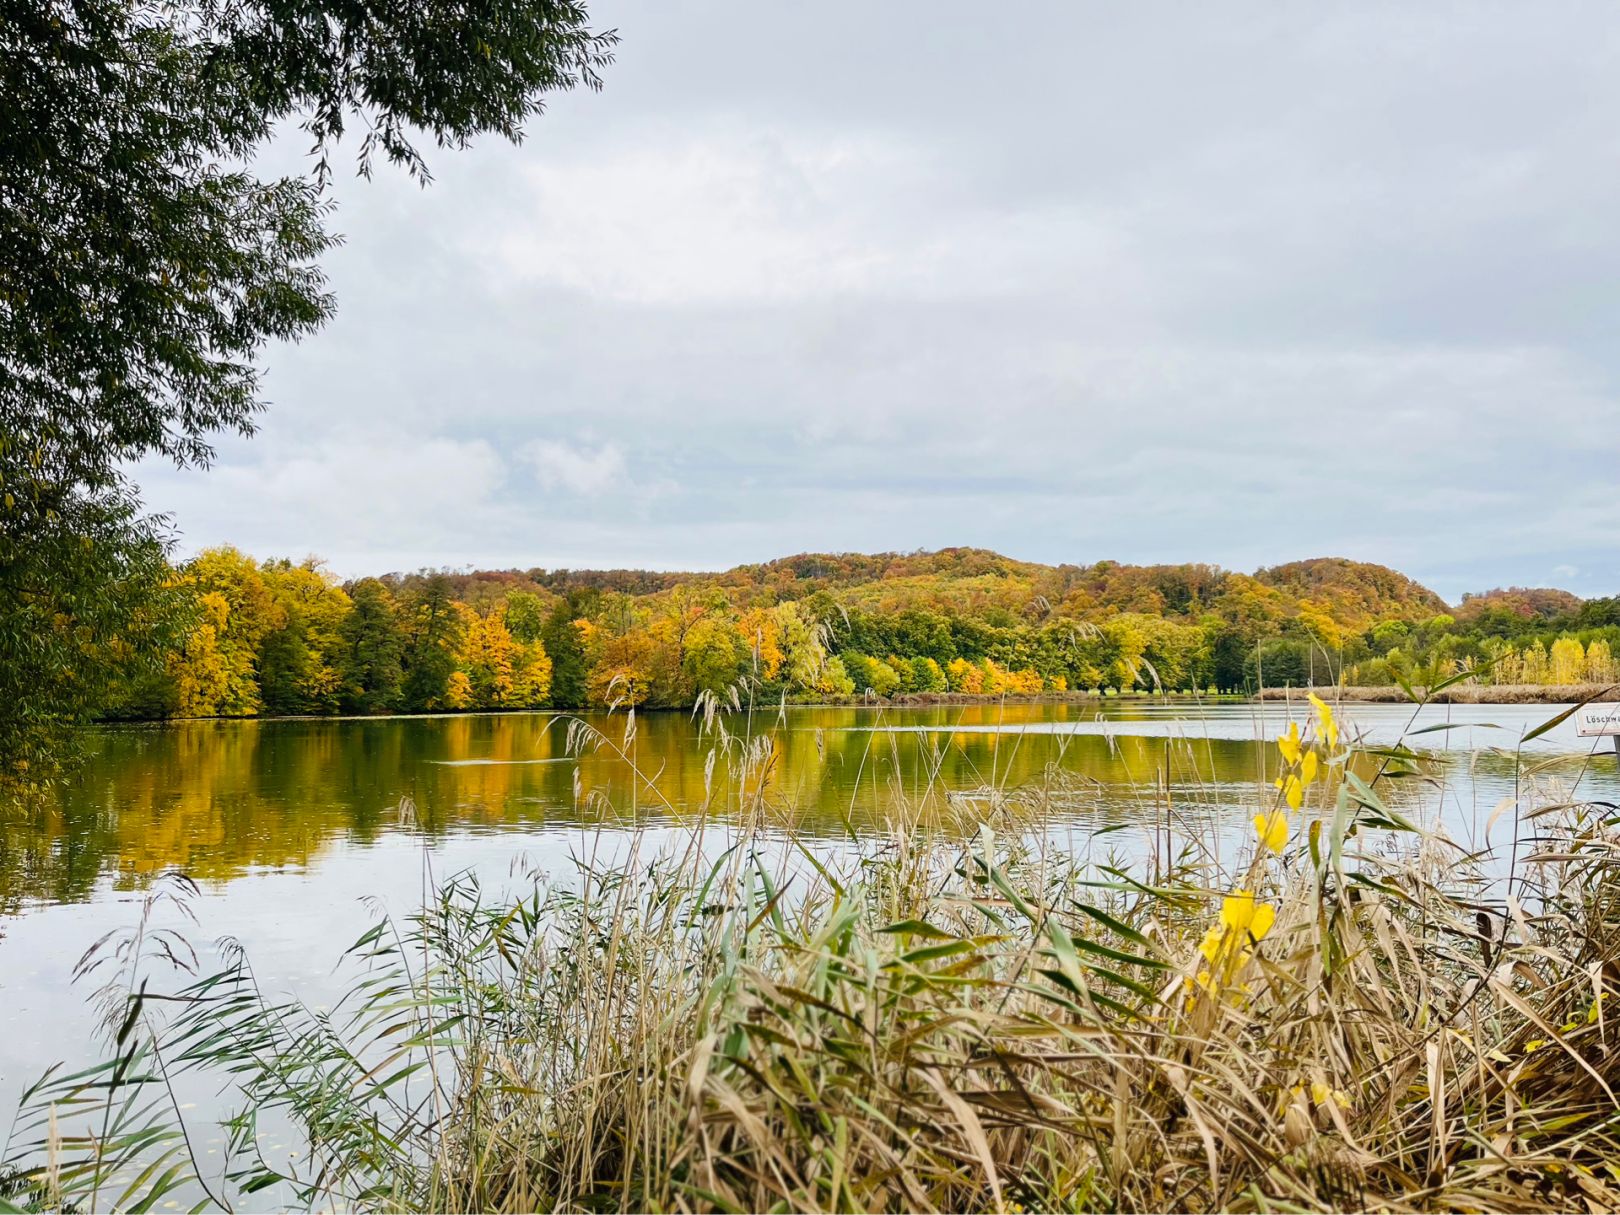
xmin=1220 ymin=891 xmax=1275 ymax=942
xmin=1253 ymin=811 xmax=1288 ymax=853
xmin=1284 ymin=774 xmax=1304 ymax=811
xmin=1277 ymin=721 xmax=1302 ymax=766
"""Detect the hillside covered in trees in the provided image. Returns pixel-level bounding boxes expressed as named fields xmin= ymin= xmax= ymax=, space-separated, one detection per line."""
xmin=110 ymin=548 xmax=1620 ymax=720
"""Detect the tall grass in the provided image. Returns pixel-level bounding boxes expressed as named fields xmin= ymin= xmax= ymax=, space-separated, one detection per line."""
xmin=4 ymin=701 xmax=1620 ymax=1213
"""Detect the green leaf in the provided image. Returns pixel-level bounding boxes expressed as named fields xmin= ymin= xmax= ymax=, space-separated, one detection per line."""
xmin=1522 ymin=689 xmax=1613 ymax=744
xmin=877 ymin=919 xmax=957 ymax=941
xmin=1070 ymin=900 xmax=1153 ymax=949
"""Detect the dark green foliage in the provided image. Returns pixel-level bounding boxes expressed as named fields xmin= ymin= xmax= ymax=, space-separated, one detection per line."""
xmin=0 ymin=478 xmax=186 ymax=790
xmin=1245 ymin=638 xmax=1310 ymax=690
xmin=1572 ymin=598 xmax=1620 ymax=630
xmin=339 ymin=580 xmax=403 ymax=713
xmin=542 ymin=595 xmax=591 ymax=709
xmin=1206 ymin=623 xmax=1254 ymax=694
xmin=400 ymin=576 xmax=461 ymax=711
xmin=2 ymin=0 xmax=615 ymax=491
xmin=260 ymin=615 xmax=315 ymax=715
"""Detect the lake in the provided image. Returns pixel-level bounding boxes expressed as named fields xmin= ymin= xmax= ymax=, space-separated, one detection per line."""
xmin=3 ymin=696 xmax=1617 ymax=1168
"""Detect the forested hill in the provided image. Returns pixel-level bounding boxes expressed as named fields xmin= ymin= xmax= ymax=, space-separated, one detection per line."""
xmin=400 ymin=549 xmax=1449 ymax=629
xmin=127 ymin=544 xmax=1620 ymax=723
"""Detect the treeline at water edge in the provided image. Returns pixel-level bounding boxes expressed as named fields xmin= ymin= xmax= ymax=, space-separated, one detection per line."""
xmin=89 ymin=547 xmax=1620 ymax=722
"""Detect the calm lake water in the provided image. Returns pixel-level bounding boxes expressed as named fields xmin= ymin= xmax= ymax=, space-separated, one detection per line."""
xmin=3 ymin=697 xmax=1618 ymax=1180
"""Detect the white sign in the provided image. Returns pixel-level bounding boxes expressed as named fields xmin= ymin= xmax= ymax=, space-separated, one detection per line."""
xmin=1575 ymin=705 xmax=1620 ymax=737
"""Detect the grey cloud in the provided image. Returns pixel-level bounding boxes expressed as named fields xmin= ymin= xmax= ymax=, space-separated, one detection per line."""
xmin=136 ymin=1 xmax=1620 ymax=602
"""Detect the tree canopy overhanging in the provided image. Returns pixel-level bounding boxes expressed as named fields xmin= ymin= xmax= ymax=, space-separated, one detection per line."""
xmin=0 ymin=0 xmax=616 ymax=788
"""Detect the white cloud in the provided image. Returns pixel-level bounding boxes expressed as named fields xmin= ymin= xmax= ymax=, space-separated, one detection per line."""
xmin=521 ymin=439 xmax=630 ymax=495
xmin=137 ymin=430 xmax=509 ymax=571
xmin=472 ymin=125 xmax=1141 ymax=315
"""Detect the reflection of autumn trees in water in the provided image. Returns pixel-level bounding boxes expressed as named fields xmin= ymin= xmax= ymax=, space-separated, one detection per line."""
xmin=3 ymin=706 xmax=1432 ymax=911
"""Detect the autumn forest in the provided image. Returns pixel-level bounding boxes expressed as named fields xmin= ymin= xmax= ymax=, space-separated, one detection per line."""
xmin=119 ymin=547 xmax=1620 ymax=721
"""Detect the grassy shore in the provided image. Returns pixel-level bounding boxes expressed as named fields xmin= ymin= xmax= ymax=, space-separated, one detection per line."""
xmin=1259 ymin=683 xmax=1618 ymax=704
xmin=5 ymin=702 xmax=1620 ymax=1212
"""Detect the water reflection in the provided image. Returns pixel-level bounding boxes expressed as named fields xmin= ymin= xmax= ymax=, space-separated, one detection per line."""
xmin=4 ymin=700 xmax=1617 ymax=915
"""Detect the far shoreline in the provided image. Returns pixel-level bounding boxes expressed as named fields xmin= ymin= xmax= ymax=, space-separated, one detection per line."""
xmin=1257 ymin=682 xmax=1618 ymax=705
xmin=95 ymin=689 xmax=1249 ymax=728
xmin=91 ymin=683 xmax=1619 ymax=729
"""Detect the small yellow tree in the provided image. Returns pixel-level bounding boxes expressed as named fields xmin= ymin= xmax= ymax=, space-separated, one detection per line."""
xmin=1520 ymin=640 xmax=1550 ymax=685
xmin=1587 ymin=638 xmax=1616 ymax=684
xmin=514 ymin=641 xmax=554 ymax=707
xmin=1549 ymin=637 xmax=1585 ymax=685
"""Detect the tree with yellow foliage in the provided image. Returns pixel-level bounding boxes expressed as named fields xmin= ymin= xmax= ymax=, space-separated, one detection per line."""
xmin=586 ymin=627 xmax=658 ymax=708
xmin=945 ymin=657 xmax=983 ymax=694
xmin=1520 ymin=640 xmax=1550 ymax=685
xmin=1586 ymin=639 xmax=1616 ymax=685
xmin=172 ymin=548 xmax=272 ymax=715
xmin=1549 ymin=637 xmax=1586 ymax=685
xmin=683 ymin=616 xmax=748 ymax=702
xmin=172 ymin=592 xmax=235 ymax=717
xmin=736 ymin=607 xmax=786 ymax=682
xmin=513 ymin=641 xmax=554 ymax=708
xmin=459 ymin=605 xmax=519 ymax=708
xmin=445 ymin=670 xmax=474 ymax=710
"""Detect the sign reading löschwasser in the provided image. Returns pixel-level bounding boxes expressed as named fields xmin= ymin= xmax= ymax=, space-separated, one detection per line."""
xmin=1575 ymin=704 xmax=1620 ymax=737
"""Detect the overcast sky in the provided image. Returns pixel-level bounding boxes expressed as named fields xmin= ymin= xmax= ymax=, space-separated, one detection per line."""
xmin=136 ymin=2 xmax=1620 ymax=603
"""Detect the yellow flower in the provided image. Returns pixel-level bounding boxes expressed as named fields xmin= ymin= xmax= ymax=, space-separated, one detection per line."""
xmin=1220 ymin=890 xmax=1276 ymax=942
xmin=1198 ymin=926 xmax=1225 ymax=962
xmin=1253 ymin=811 xmax=1288 ymax=853
xmin=1300 ymin=750 xmax=1319 ymax=786
xmin=1277 ymin=721 xmax=1302 ymax=766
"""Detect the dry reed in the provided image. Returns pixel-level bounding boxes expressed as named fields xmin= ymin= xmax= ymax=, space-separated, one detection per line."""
xmin=5 ymin=704 xmax=1620 ymax=1214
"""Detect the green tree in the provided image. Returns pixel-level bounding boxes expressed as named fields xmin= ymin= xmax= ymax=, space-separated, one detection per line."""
xmin=340 ymin=579 xmax=404 ymax=713
xmin=504 ymin=591 xmax=550 ymax=645
xmin=260 ymin=560 xmax=349 ymax=713
xmin=909 ymin=655 xmax=948 ymax=694
xmin=0 ymin=486 xmax=183 ymax=787
xmin=1 ymin=0 xmax=615 ymax=775
xmin=401 ymin=575 xmax=463 ymax=711
xmin=683 ymin=617 xmax=747 ymax=702
xmin=543 ymin=596 xmax=592 ymax=709
xmin=259 ymin=613 xmax=315 ymax=715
